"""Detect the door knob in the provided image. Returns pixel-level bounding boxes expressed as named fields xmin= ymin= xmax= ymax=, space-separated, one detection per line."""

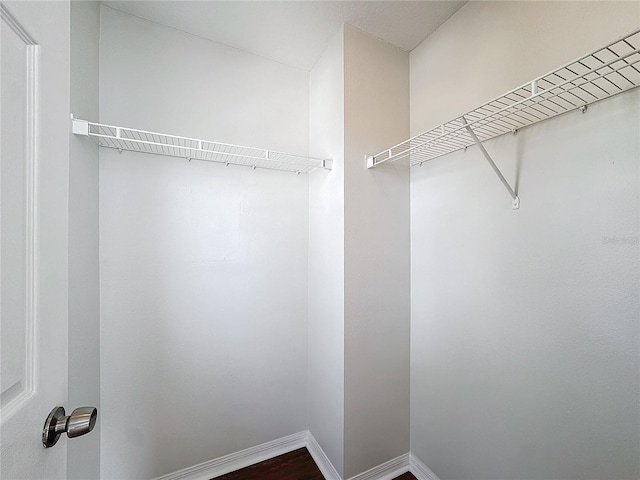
xmin=42 ymin=406 xmax=97 ymax=448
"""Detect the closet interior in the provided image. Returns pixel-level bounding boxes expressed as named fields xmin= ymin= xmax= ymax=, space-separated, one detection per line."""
xmin=1 ymin=2 xmax=638 ymax=480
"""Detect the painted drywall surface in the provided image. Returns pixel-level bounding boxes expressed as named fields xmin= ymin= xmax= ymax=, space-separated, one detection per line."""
xmin=410 ymin=1 xmax=640 ymax=134
xmin=99 ymin=8 xmax=309 ymax=479
xmin=410 ymin=90 xmax=640 ymax=480
xmin=98 ymin=6 xmax=308 ymax=155
xmin=69 ymin=2 xmax=100 ymax=478
xmin=410 ymin=3 xmax=640 ymax=476
xmin=342 ymin=25 xmax=410 ymax=479
xmin=308 ymin=25 xmax=346 ymax=477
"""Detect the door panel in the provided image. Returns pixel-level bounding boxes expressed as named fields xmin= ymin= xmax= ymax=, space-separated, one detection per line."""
xmin=0 ymin=1 xmax=70 ymax=478
xmin=1 ymin=0 xmax=35 ymax=417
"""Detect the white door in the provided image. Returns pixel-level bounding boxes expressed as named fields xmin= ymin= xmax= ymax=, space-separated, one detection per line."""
xmin=1 ymin=1 xmax=71 ymax=478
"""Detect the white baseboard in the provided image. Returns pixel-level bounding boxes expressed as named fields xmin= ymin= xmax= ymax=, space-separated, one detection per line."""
xmin=153 ymin=431 xmax=308 ymax=480
xmin=154 ymin=430 xmax=440 ymax=480
xmin=347 ymin=453 xmax=410 ymax=480
xmin=409 ymin=453 xmax=441 ymax=480
xmin=306 ymin=432 xmax=342 ymax=480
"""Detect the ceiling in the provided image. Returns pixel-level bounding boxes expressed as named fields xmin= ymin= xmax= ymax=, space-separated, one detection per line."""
xmin=102 ymin=1 xmax=467 ymax=71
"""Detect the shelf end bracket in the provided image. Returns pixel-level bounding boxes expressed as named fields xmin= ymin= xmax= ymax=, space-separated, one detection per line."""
xmin=461 ymin=116 xmax=520 ymax=210
xmin=366 ymin=155 xmax=376 ymax=169
xmin=71 ymin=117 xmax=89 ymax=136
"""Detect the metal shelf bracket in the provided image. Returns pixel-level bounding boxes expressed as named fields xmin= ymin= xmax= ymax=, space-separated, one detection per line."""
xmin=461 ymin=116 xmax=520 ymax=210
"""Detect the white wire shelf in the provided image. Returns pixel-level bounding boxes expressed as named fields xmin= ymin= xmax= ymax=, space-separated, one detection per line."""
xmin=72 ymin=119 xmax=332 ymax=174
xmin=368 ymin=28 xmax=640 ymax=169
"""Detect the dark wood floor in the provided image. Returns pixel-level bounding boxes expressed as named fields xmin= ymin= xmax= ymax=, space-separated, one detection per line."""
xmin=393 ymin=474 xmax=418 ymax=480
xmin=212 ymin=447 xmax=417 ymax=480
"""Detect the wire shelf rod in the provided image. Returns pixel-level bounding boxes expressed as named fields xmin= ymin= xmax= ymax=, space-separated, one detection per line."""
xmin=87 ymin=132 xmax=311 ymax=166
xmin=383 ymin=45 xmax=639 ymax=166
xmin=71 ymin=118 xmax=332 ymax=174
xmin=368 ymin=28 xmax=640 ymax=168
xmin=405 ymin=54 xmax=639 ymax=166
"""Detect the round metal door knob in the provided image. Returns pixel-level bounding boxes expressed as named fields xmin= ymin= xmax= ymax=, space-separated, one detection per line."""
xmin=42 ymin=406 xmax=98 ymax=448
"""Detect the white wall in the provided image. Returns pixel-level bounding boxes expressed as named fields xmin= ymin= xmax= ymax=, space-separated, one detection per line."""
xmin=411 ymin=1 xmax=640 ymax=134
xmin=99 ymin=7 xmax=310 ymax=479
xmin=69 ymin=2 xmax=101 ymax=478
xmin=95 ymin=4 xmax=640 ymax=478
xmin=343 ymin=25 xmax=410 ymax=479
xmin=308 ymin=25 xmax=346 ymax=477
xmin=410 ymin=3 xmax=640 ymax=479
xmin=308 ymin=26 xmax=411 ymax=478
xmin=309 ymin=25 xmax=409 ymax=478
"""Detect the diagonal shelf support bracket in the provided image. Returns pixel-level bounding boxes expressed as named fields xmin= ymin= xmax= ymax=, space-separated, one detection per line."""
xmin=461 ymin=116 xmax=520 ymax=210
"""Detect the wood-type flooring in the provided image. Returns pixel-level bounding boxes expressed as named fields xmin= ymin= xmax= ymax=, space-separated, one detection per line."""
xmin=212 ymin=447 xmax=417 ymax=480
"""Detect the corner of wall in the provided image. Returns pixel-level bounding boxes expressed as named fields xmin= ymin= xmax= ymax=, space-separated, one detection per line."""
xmin=68 ymin=1 xmax=101 ymax=478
